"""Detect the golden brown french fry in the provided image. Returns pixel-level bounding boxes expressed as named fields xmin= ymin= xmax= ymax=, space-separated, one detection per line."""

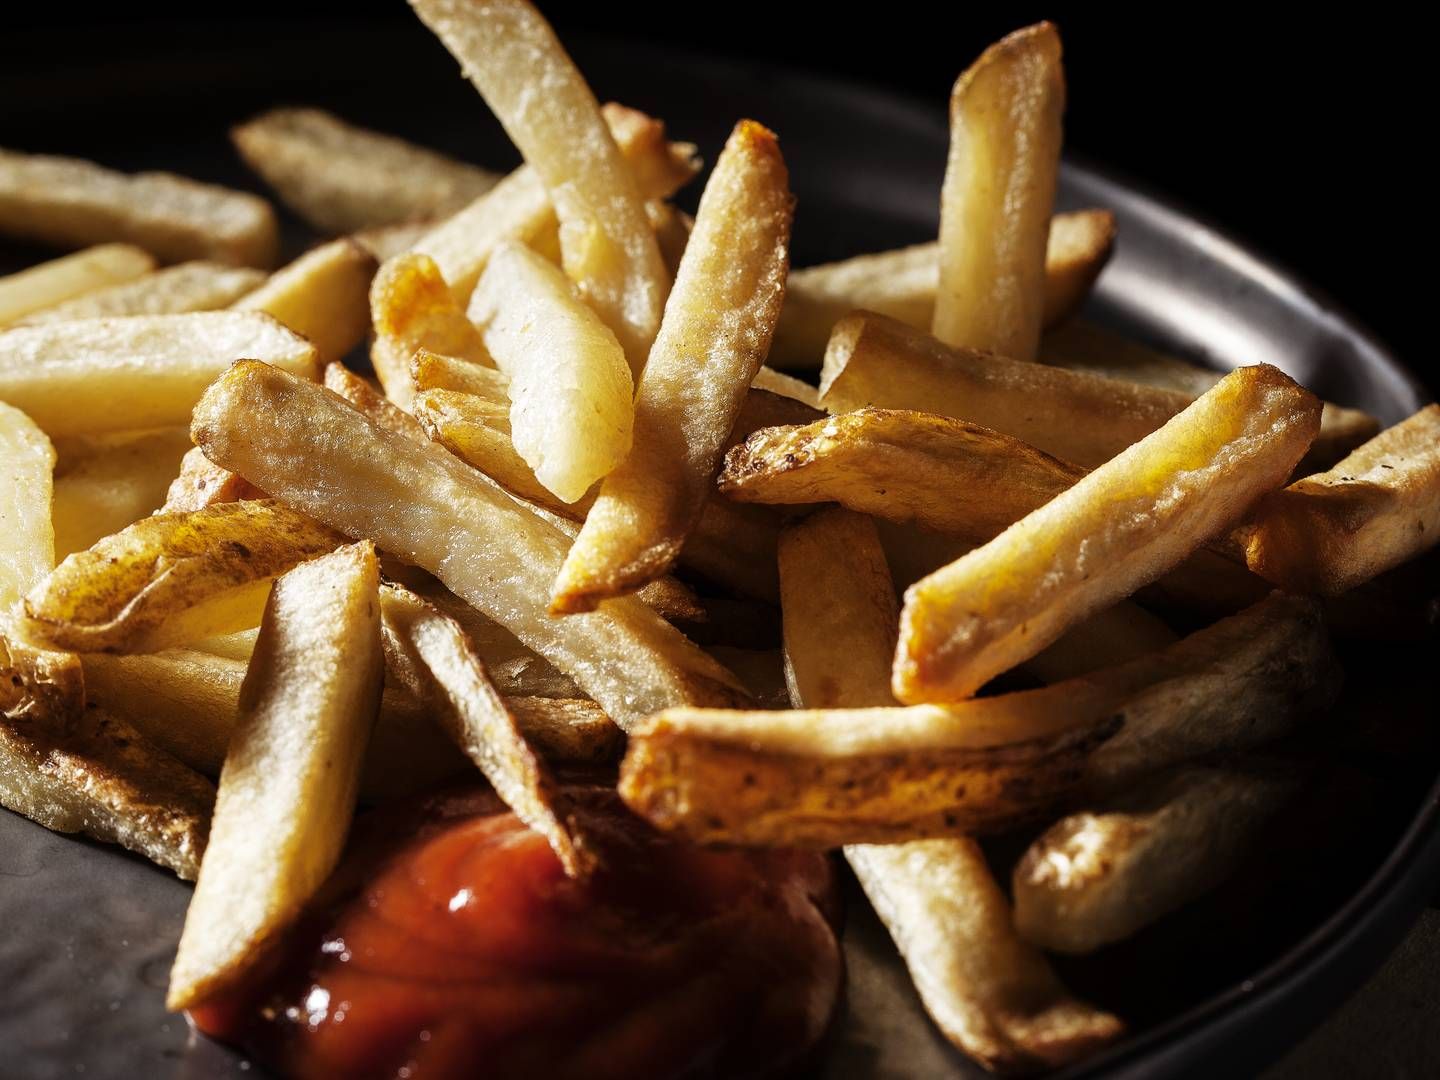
xmin=192 ymin=362 xmax=748 ymax=726
xmin=409 ymin=0 xmax=669 ymax=366
xmin=231 ymin=106 xmax=500 ymax=233
xmin=552 ymin=121 xmax=793 ymax=612
xmin=167 ymin=542 xmax=382 ymax=1011
xmin=621 ymin=593 xmax=1336 ymax=846
xmin=232 ymin=238 xmax=377 ymax=364
xmin=51 ymin=427 xmax=194 ymax=557
xmin=369 ymin=253 xmax=491 ymax=407
xmin=469 ymin=242 xmax=634 ymax=502
xmin=720 ymin=408 xmax=1083 ymax=545
xmin=0 ymin=147 xmax=278 ymax=267
xmin=411 ymin=347 xmax=511 ymax=398
xmin=16 ymin=261 xmax=266 ymax=325
xmin=21 ymin=500 xmax=344 ymax=655
xmin=0 ymin=402 xmax=56 ymax=609
xmin=0 ymin=243 xmax=156 ymax=325
xmin=751 ymin=366 xmax=821 ymax=407
xmin=378 ymin=583 xmax=587 ymax=875
xmin=0 ymin=312 xmax=319 ymax=436
xmin=933 ymin=23 xmax=1064 ymax=360
xmin=161 ymin=445 xmax=267 ymax=515
xmin=894 ymin=365 xmax=1320 ymax=702
xmin=1012 ymin=764 xmax=1299 ymax=954
xmin=1246 ymin=404 xmax=1440 ymax=594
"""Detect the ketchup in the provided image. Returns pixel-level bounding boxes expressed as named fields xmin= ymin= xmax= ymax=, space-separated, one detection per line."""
xmin=190 ymin=786 xmax=843 ymax=1079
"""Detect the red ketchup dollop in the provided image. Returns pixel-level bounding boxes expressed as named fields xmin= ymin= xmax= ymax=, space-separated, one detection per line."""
xmin=189 ymin=786 xmax=843 ymax=1079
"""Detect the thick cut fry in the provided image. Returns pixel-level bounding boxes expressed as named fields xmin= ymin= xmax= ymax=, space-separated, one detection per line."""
xmin=233 ymin=238 xmax=377 ymax=364
xmin=0 ymin=243 xmax=156 ymax=325
xmin=553 ymin=121 xmax=793 ymax=612
xmin=1246 ymin=404 xmax=1440 ymax=594
xmin=378 ymin=584 xmax=586 ymax=875
xmin=16 ymin=261 xmax=265 ymax=325
xmin=52 ymin=427 xmax=194 ymax=557
xmin=0 ymin=312 xmax=319 ymax=437
xmin=21 ymin=500 xmax=344 ymax=654
xmin=161 ymin=445 xmax=266 ymax=515
xmin=369 ymin=253 xmax=491 ymax=407
xmin=231 ymin=106 xmax=500 ymax=233
xmin=469 ymin=242 xmax=634 ymax=502
xmin=192 ymin=362 xmax=747 ymax=727
xmin=1013 ymin=764 xmax=1299 ymax=954
xmin=167 ymin=543 xmax=382 ymax=1011
xmin=895 ymin=365 xmax=1320 ymax=702
xmin=721 ymin=408 xmax=1083 ymax=545
xmin=0 ymin=402 xmax=56 ymax=609
xmin=933 ymin=23 xmax=1064 ymax=360
xmin=0 ymin=147 xmax=278 ymax=267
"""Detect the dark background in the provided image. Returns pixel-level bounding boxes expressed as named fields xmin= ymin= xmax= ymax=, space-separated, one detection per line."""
xmin=1 ymin=3 xmax=1427 ymax=392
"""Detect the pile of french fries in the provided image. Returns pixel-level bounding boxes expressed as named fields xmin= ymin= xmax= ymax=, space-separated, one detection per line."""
xmin=2 ymin=1 xmax=1437 ymax=1074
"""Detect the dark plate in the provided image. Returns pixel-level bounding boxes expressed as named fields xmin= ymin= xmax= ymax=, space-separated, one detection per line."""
xmin=0 ymin=23 xmax=1434 ymax=1080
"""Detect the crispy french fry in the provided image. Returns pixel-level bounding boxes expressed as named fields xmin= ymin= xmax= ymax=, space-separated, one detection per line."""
xmin=0 ymin=243 xmax=156 ymax=325
xmin=51 ymin=427 xmax=194 ymax=557
xmin=1246 ymin=404 xmax=1440 ymax=594
xmin=231 ymin=107 xmax=500 ymax=233
xmin=620 ymin=593 xmax=1337 ymax=846
xmin=1 ymin=402 xmax=56 ymax=609
xmin=378 ymin=583 xmax=587 ymax=875
xmin=0 ymin=312 xmax=319 ymax=436
xmin=369 ymin=253 xmax=491 ymax=407
xmin=469 ymin=242 xmax=634 ymax=503
xmin=1012 ymin=764 xmax=1299 ymax=954
xmin=21 ymin=500 xmax=344 ymax=654
xmin=233 ymin=238 xmax=377 ymax=364
xmin=16 ymin=261 xmax=266 ymax=325
xmin=167 ymin=542 xmax=382 ymax=1011
xmin=161 ymin=445 xmax=266 ymax=515
xmin=410 ymin=0 xmax=669 ymax=365
xmin=894 ymin=365 xmax=1320 ymax=702
xmin=720 ymin=408 xmax=1083 ymax=545
xmin=553 ymin=121 xmax=793 ymax=612
xmin=0 ymin=147 xmax=278 ymax=267
xmin=191 ymin=362 xmax=748 ymax=727
xmin=933 ymin=23 xmax=1064 ymax=361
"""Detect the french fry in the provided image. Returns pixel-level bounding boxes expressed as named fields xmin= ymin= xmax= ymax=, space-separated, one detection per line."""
xmin=1042 ymin=208 xmax=1118 ymax=328
xmin=409 ymin=0 xmax=669 ymax=366
xmin=469 ymin=242 xmax=634 ymax=503
xmin=411 ymin=347 xmax=511 ymax=399
xmin=16 ymin=261 xmax=266 ymax=325
xmin=0 ymin=312 xmax=319 ymax=437
xmin=167 ymin=542 xmax=383 ymax=1011
xmin=894 ymin=365 xmax=1320 ymax=702
xmin=728 ymin=386 xmax=825 ymax=443
xmin=20 ymin=500 xmax=345 ymax=655
xmin=720 ymin=408 xmax=1083 ymax=545
xmin=369 ymin=253 xmax=491 ymax=407
xmin=0 ymin=147 xmax=278 ymax=267
xmin=321 ymin=362 xmax=429 ymax=443
xmin=647 ymin=199 xmax=692 ymax=279
xmin=352 ymin=220 xmax=436 ymax=262
xmin=233 ymin=238 xmax=378 ymax=365
xmin=231 ymin=106 xmax=500 ymax=233
xmin=378 ymin=583 xmax=588 ymax=875
xmin=620 ymin=593 xmax=1337 ymax=846
xmin=1245 ymin=404 xmax=1440 ymax=594
xmin=161 ymin=445 xmax=266 ymax=515
xmin=552 ymin=121 xmax=793 ymax=612
xmin=751 ymin=366 xmax=821 ymax=407
xmin=51 ymin=427 xmax=194 ymax=557
xmin=1012 ymin=764 xmax=1300 ymax=954
xmin=0 ymin=243 xmax=155 ymax=325
xmin=0 ymin=402 xmax=56 ymax=609
xmin=933 ymin=23 xmax=1065 ymax=361
xmin=191 ymin=362 xmax=748 ymax=727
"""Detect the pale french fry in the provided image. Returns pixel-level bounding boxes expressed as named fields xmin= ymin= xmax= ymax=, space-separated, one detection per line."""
xmin=378 ymin=583 xmax=587 ymax=875
xmin=1042 ymin=208 xmax=1118 ymax=328
xmin=191 ymin=362 xmax=748 ymax=727
xmin=16 ymin=261 xmax=266 ymax=325
xmin=0 ymin=402 xmax=56 ymax=609
xmin=751 ymin=366 xmax=821 ymax=407
xmin=411 ymin=347 xmax=511 ymax=399
xmin=469 ymin=242 xmax=634 ymax=503
xmin=1012 ymin=764 xmax=1300 ymax=954
xmin=231 ymin=107 xmax=500 ymax=233
xmin=720 ymin=408 xmax=1084 ymax=545
xmin=161 ymin=445 xmax=266 ymax=515
xmin=410 ymin=0 xmax=670 ymax=365
xmin=21 ymin=500 xmax=344 ymax=655
xmin=1246 ymin=404 xmax=1440 ymax=594
xmin=232 ymin=238 xmax=377 ymax=364
xmin=553 ymin=121 xmax=793 ymax=612
xmin=167 ymin=542 xmax=383 ymax=1011
xmin=647 ymin=199 xmax=692 ymax=279
xmin=0 ymin=243 xmax=155 ymax=325
xmin=321 ymin=362 xmax=429 ymax=443
xmin=369 ymin=253 xmax=491 ymax=407
xmin=933 ymin=23 xmax=1065 ymax=360
xmin=0 ymin=147 xmax=278 ymax=267
xmin=0 ymin=312 xmax=319 ymax=437
xmin=51 ymin=427 xmax=194 ymax=557
xmin=620 ymin=593 xmax=1337 ymax=846
xmin=895 ymin=365 xmax=1320 ymax=702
